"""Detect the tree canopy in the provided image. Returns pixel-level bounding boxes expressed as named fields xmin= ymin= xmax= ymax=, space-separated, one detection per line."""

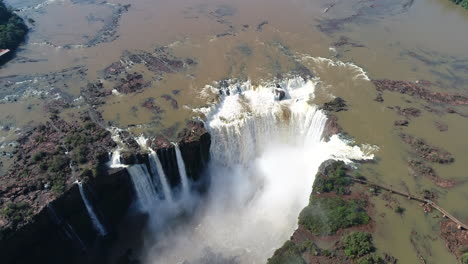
xmin=0 ymin=0 xmax=28 ymax=50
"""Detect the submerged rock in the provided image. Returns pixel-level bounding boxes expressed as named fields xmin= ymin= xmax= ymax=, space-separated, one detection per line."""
xmin=394 ymin=120 xmax=409 ymax=126
xmin=408 ymin=159 xmax=455 ymax=188
xmin=321 ymin=97 xmax=348 ymax=112
xmin=372 ymin=79 xmax=468 ymax=106
xmin=400 ymin=134 xmax=454 ymax=164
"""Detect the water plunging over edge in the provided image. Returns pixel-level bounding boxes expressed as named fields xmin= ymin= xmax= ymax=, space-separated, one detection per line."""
xmin=149 ymin=149 xmax=174 ymax=204
xmin=173 ymin=143 xmax=190 ymax=199
xmin=77 ymin=182 xmax=107 ymax=236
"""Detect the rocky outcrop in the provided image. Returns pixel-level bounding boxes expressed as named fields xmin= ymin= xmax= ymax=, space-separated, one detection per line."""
xmin=400 ymin=134 xmax=454 ymax=164
xmin=0 ymin=168 xmax=133 ymax=264
xmin=321 ymin=97 xmax=347 ymax=112
xmin=408 ymin=159 xmax=455 ymax=188
xmin=149 ymin=121 xmax=211 ymax=188
xmin=372 ymin=80 xmax=468 ymax=106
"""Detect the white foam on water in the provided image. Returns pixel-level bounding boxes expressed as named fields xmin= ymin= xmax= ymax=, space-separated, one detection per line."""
xmin=144 ymin=76 xmax=376 ymax=264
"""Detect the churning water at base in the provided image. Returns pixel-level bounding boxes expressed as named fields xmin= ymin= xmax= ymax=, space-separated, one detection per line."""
xmin=77 ymin=182 xmax=107 ymax=237
xmin=143 ymin=77 xmax=376 ymax=264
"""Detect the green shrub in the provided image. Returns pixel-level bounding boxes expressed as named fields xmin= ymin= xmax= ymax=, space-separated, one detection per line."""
xmin=451 ymin=0 xmax=468 ymax=9
xmin=342 ymin=232 xmax=374 ymax=259
xmin=313 ymin=161 xmax=352 ymax=195
xmin=1 ymin=201 xmax=32 ymax=228
xmin=48 ymin=155 xmax=69 ymax=173
xmin=73 ymin=146 xmax=88 ymax=164
xmin=299 ymin=197 xmax=370 ymax=235
xmin=461 ymin=253 xmax=468 ymax=264
xmin=267 ymin=241 xmax=306 ymax=264
xmin=395 ymin=206 xmax=405 ymax=215
xmin=51 ymin=174 xmax=66 ymax=194
xmin=31 ymin=151 xmax=46 ymax=163
xmin=356 ymin=254 xmax=385 ymax=264
xmin=0 ymin=1 xmax=28 ymax=50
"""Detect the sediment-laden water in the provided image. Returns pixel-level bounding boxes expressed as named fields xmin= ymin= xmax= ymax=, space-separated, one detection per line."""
xmin=1 ymin=0 xmax=467 ymax=263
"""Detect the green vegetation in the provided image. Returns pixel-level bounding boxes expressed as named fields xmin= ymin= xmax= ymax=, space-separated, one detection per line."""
xmin=451 ymin=0 xmax=468 ymax=9
xmin=299 ymin=197 xmax=370 ymax=236
xmin=356 ymin=254 xmax=385 ymax=264
xmin=342 ymin=232 xmax=374 ymax=259
xmin=267 ymin=241 xmax=306 ymax=264
xmin=1 ymin=202 xmax=32 ymax=229
xmin=395 ymin=206 xmax=405 ymax=215
xmin=31 ymin=151 xmax=46 ymax=163
xmin=48 ymin=155 xmax=70 ymax=173
xmin=313 ymin=161 xmax=352 ymax=195
xmin=51 ymin=174 xmax=66 ymax=194
xmin=461 ymin=253 xmax=468 ymax=264
xmin=73 ymin=145 xmax=88 ymax=164
xmin=0 ymin=0 xmax=28 ymax=50
xmin=461 ymin=247 xmax=468 ymax=264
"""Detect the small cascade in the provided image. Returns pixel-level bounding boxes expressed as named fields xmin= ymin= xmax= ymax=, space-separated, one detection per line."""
xmin=127 ymin=164 xmax=158 ymax=211
xmin=149 ymin=149 xmax=174 ymax=204
xmin=109 ymin=150 xmax=127 ymax=168
xmin=47 ymin=204 xmax=86 ymax=251
xmin=173 ymin=143 xmax=190 ymax=199
xmin=77 ymin=182 xmax=107 ymax=236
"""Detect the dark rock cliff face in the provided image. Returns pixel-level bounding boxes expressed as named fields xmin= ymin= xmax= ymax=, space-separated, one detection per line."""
xmin=150 ymin=120 xmax=212 ymax=189
xmin=0 ymin=121 xmax=211 ymax=264
xmin=0 ymin=168 xmax=133 ymax=264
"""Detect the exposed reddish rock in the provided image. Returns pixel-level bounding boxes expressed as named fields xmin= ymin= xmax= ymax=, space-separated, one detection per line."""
xmin=141 ymin=98 xmax=164 ymax=115
xmin=81 ymin=81 xmax=112 ymax=105
xmin=400 ymin=134 xmax=454 ymax=164
xmin=440 ymin=220 xmax=468 ymax=259
xmin=372 ymin=79 xmax=468 ymax=106
xmin=408 ymin=160 xmax=455 ymax=188
xmin=323 ymin=115 xmax=342 ymax=141
xmin=150 ymin=135 xmax=172 ymax=149
xmin=177 ymin=120 xmax=208 ymax=144
xmin=104 ymin=61 xmax=125 ymax=76
xmin=114 ymin=72 xmax=149 ymax=94
xmin=0 ymin=115 xmax=116 ymax=230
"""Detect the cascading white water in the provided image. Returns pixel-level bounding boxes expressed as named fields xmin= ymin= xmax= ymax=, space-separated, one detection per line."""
xmin=109 ymin=149 xmax=157 ymax=211
xmin=109 ymin=150 xmax=127 ymax=169
xmin=144 ymin=76 xmax=376 ymax=264
xmin=149 ymin=149 xmax=174 ymax=204
xmin=173 ymin=143 xmax=190 ymax=199
xmin=77 ymin=182 xmax=107 ymax=236
xmin=127 ymin=164 xmax=158 ymax=212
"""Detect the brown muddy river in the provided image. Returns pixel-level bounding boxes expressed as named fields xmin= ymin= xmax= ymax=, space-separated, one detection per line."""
xmin=1 ymin=0 xmax=468 ymax=263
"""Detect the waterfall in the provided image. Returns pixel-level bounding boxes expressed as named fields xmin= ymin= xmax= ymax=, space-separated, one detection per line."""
xmin=173 ymin=143 xmax=190 ymax=199
xmin=109 ymin=150 xmax=127 ymax=168
xmin=149 ymin=149 xmax=174 ymax=204
xmin=144 ymin=76 xmax=377 ymax=264
xmin=77 ymin=182 xmax=107 ymax=236
xmin=127 ymin=164 xmax=158 ymax=211
xmin=47 ymin=204 xmax=86 ymax=251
